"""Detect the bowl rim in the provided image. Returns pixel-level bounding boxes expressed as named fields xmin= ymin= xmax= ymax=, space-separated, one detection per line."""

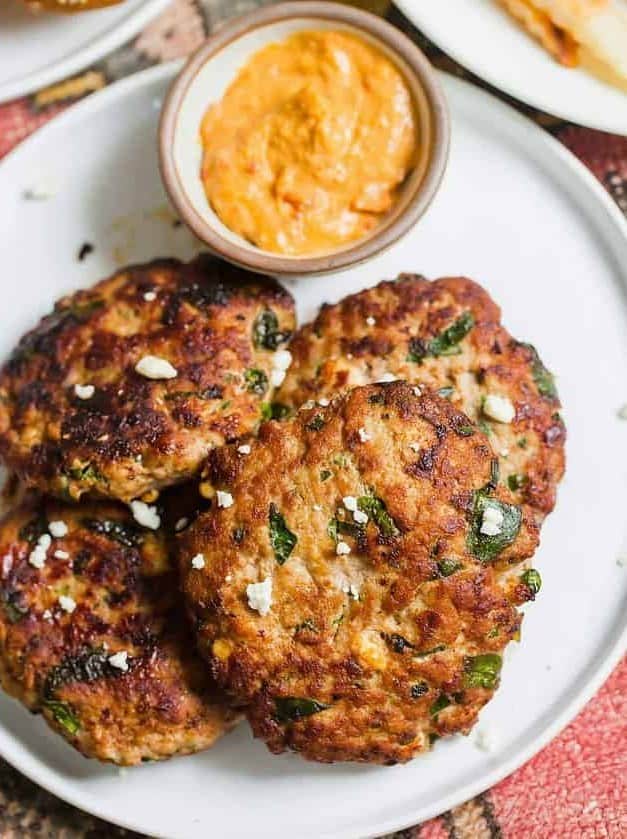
xmin=159 ymin=0 xmax=451 ymax=276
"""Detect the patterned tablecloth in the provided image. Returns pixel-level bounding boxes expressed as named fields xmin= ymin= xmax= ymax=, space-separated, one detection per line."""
xmin=0 ymin=2 xmax=625 ymax=837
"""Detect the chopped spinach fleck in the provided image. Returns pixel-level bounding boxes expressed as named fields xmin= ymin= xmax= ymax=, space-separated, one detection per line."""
xmin=19 ymin=514 xmax=48 ymax=545
xmin=522 ymin=343 xmax=558 ymax=399
xmin=319 ymin=469 xmax=332 ymax=482
xmin=232 ymin=527 xmax=246 ymax=544
xmin=521 ymin=568 xmax=542 ymax=595
xmin=244 ymin=368 xmax=268 ymax=396
xmin=274 ymin=696 xmax=330 ymax=723
xmin=253 ymin=309 xmax=291 ymax=351
xmin=381 ymin=633 xmax=415 ymax=653
xmin=261 ymin=401 xmax=291 ymax=421
xmin=487 ymin=458 xmax=500 ymax=491
xmin=463 ymin=653 xmax=502 ymax=689
xmin=437 ymin=558 xmax=462 ymax=578
xmin=507 ymin=473 xmax=527 ymax=492
xmin=43 ymin=647 xmax=115 ymax=700
xmin=456 ymin=425 xmax=475 ymax=437
xmin=468 ymin=492 xmax=521 ymax=564
xmin=332 ymin=453 xmax=348 ymax=468
xmin=1 ymin=591 xmax=27 ymax=624
xmin=294 ymin=619 xmax=317 ymax=634
xmin=357 ymin=494 xmax=400 ymax=538
xmin=478 ymin=419 xmax=492 ymax=437
xmin=429 ymin=693 xmax=452 ymax=716
xmin=517 ymin=437 xmax=528 ymax=449
xmin=268 ymin=504 xmax=297 ymax=565
xmin=306 ymin=414 xmax=325 ymax=431
xmin=81 ymin=518 xmax=144 ymax=548
xmin=407 ymin=312 xmax=475 ymax=363
xmin=66 ymin=462 xmax=100 ymax=483
xmin=410 ymin=682 xmax=429 ymax=698
xmin=44 ymin=700 xmax=80 ymax=735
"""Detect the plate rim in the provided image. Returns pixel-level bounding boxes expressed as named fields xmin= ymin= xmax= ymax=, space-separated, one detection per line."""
xmin=0 ymin=59 xmax=626 ymax=839
xmin=394 ymin=0 xmax=627 ymax=135
xmin=0 ymin=0 xmax=171 ymax=104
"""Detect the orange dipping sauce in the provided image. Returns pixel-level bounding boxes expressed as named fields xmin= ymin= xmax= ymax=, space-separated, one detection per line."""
xmin=200 ymin=30 xmax=418 ymax=256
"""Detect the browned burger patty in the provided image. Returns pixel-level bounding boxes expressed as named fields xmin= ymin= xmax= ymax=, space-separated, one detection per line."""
xmin=180 ymin=382 xmax=541 ymax=765
xmin=276 ymin=275 xmax=565 ymax=524
xmin=0 ymin=255 xmax=295 ymax=503
xmin=0 ymin=497 xmax=238 ymax=765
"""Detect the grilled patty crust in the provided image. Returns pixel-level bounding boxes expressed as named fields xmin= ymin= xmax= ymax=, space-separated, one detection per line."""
xmin=180 ymin=382 xmax=540 ymax=764
xmin=276 ymin=275 xmax=565 ymax=522
xmin=0 ymin=255 xmax=295 ymax=503
xmin=0 ymin=497 xmax=238 ymax=765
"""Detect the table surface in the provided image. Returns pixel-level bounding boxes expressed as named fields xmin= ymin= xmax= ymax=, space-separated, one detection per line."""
xmin=0 ymin=2 xmax=625 ymax=837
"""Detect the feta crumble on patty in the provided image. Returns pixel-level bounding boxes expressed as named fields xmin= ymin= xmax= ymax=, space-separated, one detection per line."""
xmin=483 ymin=394 xmax=515 ymax=424
xmin=108 ymin=651 xmax=130 ymax=672
xmin=246 ymin=578 xmax=272 ymax=616
xmin=191 ymin=554 xmax=206 ymax=570
xmin=134 ymin=355 xmax=178 ymax=380
xmin=130 ymin=500 xmax=161 ymax=530
xmin=74 ymin=383 xmax=95 ymax=400
xmin=48 ymin=520 xmax=68 ymax=538
xmin=216 ymin=490 xmax=234 ymax=509
xmin=480 ymin=504 xmax=504 ymax=536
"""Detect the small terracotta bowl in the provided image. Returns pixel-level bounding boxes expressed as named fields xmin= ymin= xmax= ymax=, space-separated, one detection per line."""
xmin=159 ymin=1 xmax=450 ymax=277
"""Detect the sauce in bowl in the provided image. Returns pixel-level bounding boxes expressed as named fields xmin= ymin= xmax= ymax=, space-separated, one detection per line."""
xmin=200 ymin=30 xmax=418 ymax=256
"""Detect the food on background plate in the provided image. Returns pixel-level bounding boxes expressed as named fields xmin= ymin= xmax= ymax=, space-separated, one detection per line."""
xmin=0 ymin=254 xmax=295 ymax=504
xmin=0 ymin=496 xmax=238 ymax=764
xmin=180 ymin=382 xmax=540 ymax=764
xmin=200 ymin=30 xmax=418 ymax=256
xmin=497 ymin=0 xmax=627 ymax=84
xmin=22 ymin=0 xmax=123 ymax=11
xmin=276 ymin=274 xmax=566 ymax=524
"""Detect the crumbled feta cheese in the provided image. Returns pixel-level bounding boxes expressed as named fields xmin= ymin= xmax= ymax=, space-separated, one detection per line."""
xmin=480 ymin=504 xmax=504 ymax=536
xmin=475 ymin=726 xmax=498 ymax=752
xmin=48 ymin=520 xmax=68 ymax=538
xmin=58 ymin=595 xmax=77 ymax=614
xmin=225 ymin=574 xmax=233 ymax=583
xmin=108 ymin=651 xmax=129 ymax=672
xmin=409 ymin=442 xmax=420 ymax=452
xmin=130 ymin=500 xmax=161 ymax=530
xmin=312 ymin=504 xmax=322 ymax=512
xmin=216 ymin=490 xmax=234 ymax=508
xmin=343 ymin=496 xmax=358 ymax=512
xmin=237 ymin=444 xmax=251 ymax=455
xmin=483 ymin=394 xmax=515 ymax=424
xmin=500 ymin=448 xmax=510 ymax=457
xmin=618 ymin=404 xmax=627 ymax=420
xmin=616 ymin=553 xmax=627 ymax=568
xmin=301 ymin=400 xmax=316 ymax=410
xmin=143 ymin=290 xmax=157 ymax=302
xmin=273 ymin=350 xmax=292 ymax=371
xmin=318 ymin=398 xmax=330 ymax=407
xmin=134 ymin=355 xmax=178 ymax=380
xmin=358 ymin=427 xmax=372 ymax=443
xmin=191 ymin=553 xmax=206 ymax=570
xmin=74 ymin=383 xmax=95 ymax=400
xmin=353 ymin=509 xmax=368 ymax=525
xmin=174 ymin=517 xmax=189 ymax=532
xmin=28 ymin=533 xmax=51 ymax=569
xmin=270 ymin=369 xmax=286 ymax=387
xmin=412 ymin=386 xmax=422 ymax=397
xmin=378 ymin=372 xmax=396 ymax=383
xmin=54 ymin=550 xmax=69 ymax=560
xmin=366 ymin=316 xmax=376 ymax=326
xmin=336 ymin=541 xmax=351 ymax=556
xmin=246 ymin=578 xmax=272 ymax=616
xmin=42 ymin=609 xmax=52 ymax=621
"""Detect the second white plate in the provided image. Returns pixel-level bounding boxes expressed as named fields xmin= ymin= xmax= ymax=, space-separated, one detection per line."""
xmin=0 ymin=62 xmax=625 ymax=839
xmin=0 ymin=0 xmax=170 ymax=104
xmin=395 ymin=0 xmax=627 ymax=135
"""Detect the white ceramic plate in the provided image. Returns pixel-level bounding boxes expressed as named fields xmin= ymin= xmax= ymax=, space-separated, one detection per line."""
xmin=395 ymin=0 xmax=627 ymax=135
xmin=0 ymin=0 xmax=170 ymax=104
xmin=0 ymin=62 xmax=626 ymax=839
